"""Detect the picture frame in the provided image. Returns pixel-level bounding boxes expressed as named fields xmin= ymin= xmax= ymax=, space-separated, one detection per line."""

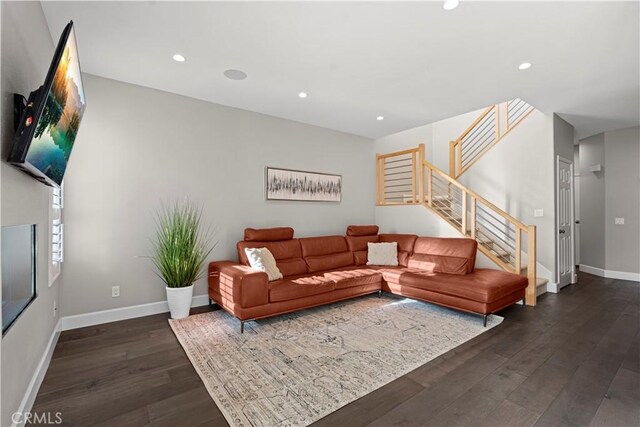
xmin=265 ymin=167 xmax=342 ymax=202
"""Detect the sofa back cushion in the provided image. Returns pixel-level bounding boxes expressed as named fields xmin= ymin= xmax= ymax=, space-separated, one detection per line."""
xmin=379 ymin=234 xmax=417 ymax=267
xmin=408 ymin=237 xmax=477 ymax=275
xmin=346 ymin=235 xmax=379 ymax=265
xmin=300 ymin=235 xmax=354 ymax=273
xmin=237 ymin=239 xmax=307 ymax=277
xmin=346 ymin=225 xmax=379 ymax=236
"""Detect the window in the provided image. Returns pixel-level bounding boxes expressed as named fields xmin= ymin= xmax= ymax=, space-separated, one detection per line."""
xmin=50 ymin=185 xmax=63 ymax=286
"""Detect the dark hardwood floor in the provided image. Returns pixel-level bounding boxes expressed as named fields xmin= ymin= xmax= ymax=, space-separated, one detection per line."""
xmin=30 ymin=272 xmax=640 ymax=426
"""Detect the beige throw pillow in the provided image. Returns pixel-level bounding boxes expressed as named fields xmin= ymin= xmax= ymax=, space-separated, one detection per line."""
xmin=366 ymin=242 xmax=399 ymax=266
xmin=244 ymin=247 xmax=283 ymax=281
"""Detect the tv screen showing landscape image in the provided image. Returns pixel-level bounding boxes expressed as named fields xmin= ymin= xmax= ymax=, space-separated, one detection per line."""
xmin=25 ymin=25 xmax=86 ymax=186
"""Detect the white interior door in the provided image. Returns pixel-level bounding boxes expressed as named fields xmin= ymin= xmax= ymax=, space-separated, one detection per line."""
xmin=557 ymin=157 xmax=576 ymax=287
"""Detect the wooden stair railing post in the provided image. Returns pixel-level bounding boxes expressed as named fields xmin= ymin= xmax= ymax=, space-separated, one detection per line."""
xmin=411 ymin=151 xmax=417 ymax=203
xmin=495 ymin=104 xmax=501 ymax=140
xmin=504 ymin=101 xmax=510 ymax=131
xmin=449 ymin=141 xmax=456 ymax=177
xmin=376 ymin=154 xmax=384 ymax=205
xmin=515 ymin=228 xmax=522 ymax=274
xmin=426 ymin=164 xmax=433 ymax=207
xmin=461 ymin=190 xmax=467 ymax=234
xmin=417 ymin=144 xmax=425 ymax=203
xmin=470 ymin=196 xmax=476 ymax=239
xmin=526 ymin=225 xmax=537 ymax=306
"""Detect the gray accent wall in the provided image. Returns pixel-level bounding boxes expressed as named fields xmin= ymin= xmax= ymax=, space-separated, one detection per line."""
xmin=60 ymin=74 xmax=374 ymax=317
xmin=1 ymin=2 xmax=60 ymax=425
xmin=578 ymin=133 xmax=607 ymax=269
xmin=604 ymin=127 xmax=639 ymax=274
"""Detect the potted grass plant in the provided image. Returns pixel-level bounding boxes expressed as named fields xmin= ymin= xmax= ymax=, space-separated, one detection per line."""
xmin=151 ymin=201 xmax=214 ymax=319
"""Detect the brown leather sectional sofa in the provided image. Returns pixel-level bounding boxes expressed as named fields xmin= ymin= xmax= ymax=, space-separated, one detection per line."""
xmin=208 ymin=225 xmax=527 ymax=333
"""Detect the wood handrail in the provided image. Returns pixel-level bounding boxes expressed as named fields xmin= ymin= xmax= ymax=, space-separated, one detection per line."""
xmin=377 ymin=147 xmax=420 ymax=159
xmin=454 ymin=105 xmax=495 ymax=144
xmin=423 ymin=159 xmax=528 ymax=231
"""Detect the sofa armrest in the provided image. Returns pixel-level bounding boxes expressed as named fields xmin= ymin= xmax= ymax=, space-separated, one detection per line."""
xmin=208 ymin=261 xmax=269 ymax=308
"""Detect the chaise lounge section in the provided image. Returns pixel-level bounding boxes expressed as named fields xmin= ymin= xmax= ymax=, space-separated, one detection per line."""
xmin=208 ymin=226 xmax=527 ymax=332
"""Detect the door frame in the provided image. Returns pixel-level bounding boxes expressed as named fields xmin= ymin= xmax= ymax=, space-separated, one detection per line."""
xmin=556 ymin=155 xmax=577 ymax=286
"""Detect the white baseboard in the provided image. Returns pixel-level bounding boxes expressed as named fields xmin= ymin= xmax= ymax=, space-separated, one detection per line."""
xmin=546 ymin=282 xmax=561 ymax=293
xmin=580 ymin=264 xmax=640 ymax=282
xmin=11 ymin=319 xmax=62 ymax=427
xmin=61 ymin=294 xmax=210 ymax=331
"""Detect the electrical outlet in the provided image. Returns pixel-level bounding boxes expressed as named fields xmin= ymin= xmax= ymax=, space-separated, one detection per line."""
xmin=112 ymin=286 xmax=120 ymax=298
xmin=534 ymin=209 xmax=544 ymax=218
xmin=615 ymin=217 xmax=625 ymax=225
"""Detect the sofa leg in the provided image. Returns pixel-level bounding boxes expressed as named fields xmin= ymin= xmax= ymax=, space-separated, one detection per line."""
xmin=209 ymin=298 xmax=213 ymax=307
xmin=240 ymin=321 xmax=245 ymax=334
xmin=377 ymin=290 xmax=382 ymax=298
xmin=483 ymin=314 xmax=488 ymax=327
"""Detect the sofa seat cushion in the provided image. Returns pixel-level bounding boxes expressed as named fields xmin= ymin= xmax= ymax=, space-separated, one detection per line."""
xmin=372 ymin=266 xmax=434 ymax=284
xmin=324 ymin=268 xmax=382 ymax=289
xmin=399 ymin=268 xmax=528 ymax=303
xmin=268 ymin=274 xmax=335 ymax=303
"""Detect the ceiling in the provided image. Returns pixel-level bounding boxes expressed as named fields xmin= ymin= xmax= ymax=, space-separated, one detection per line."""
xmin=41 ymin=1 xmax=639 ymax=140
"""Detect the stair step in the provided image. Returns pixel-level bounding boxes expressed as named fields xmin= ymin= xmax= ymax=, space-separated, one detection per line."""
xmin=476 ymin=235 xmax=493 ymax=248
xmin=492 ymin=247 xmax=511 ymax=259
xmin=432 ymin=195 xmax=450 ymax=202
xmin=536 ymin=277 xmax=548 ymax=287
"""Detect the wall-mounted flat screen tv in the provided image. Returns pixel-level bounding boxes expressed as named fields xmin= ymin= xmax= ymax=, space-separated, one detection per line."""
xmin=8 ymin=21 xmax=86 ymax=188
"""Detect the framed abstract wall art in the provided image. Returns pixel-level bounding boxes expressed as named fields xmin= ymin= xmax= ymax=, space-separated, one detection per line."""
xmin=266 ymin=167 xmax=342 ymax=202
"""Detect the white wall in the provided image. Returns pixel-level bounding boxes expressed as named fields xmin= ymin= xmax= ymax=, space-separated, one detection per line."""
xmin=1 ymin=2 xmax=61 ymax=425
xmin=374 ymin=105 xmax=556 ymax=281
xmin=61 ymin=74 xmax=374 ymax=317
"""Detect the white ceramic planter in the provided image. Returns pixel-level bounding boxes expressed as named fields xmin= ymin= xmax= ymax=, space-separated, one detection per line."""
xmin=166 ymin=285 xmax=194 ymax=319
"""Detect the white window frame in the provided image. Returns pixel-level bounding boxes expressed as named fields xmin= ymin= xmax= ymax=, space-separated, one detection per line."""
xmin=49 ymin=184 xmax=64 ymax=286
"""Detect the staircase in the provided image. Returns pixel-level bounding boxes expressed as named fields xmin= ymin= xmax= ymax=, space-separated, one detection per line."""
xmin=376 ymin=144 xmax=540 ymax=306
xmin=449 ymin=99 xmax=534 ymax=178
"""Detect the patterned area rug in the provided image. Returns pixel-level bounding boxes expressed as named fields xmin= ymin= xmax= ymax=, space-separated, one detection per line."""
xmin=169 ymin=295 xmax=503 ymax=427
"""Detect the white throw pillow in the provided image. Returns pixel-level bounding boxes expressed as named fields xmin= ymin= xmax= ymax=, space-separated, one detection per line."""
xmin=244 ymin=247 xmax=283 ymax=281
xmin=366 ymin=242 xmax=399 ymax=266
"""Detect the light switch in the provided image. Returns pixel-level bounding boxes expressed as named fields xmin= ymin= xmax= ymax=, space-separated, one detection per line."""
xmin=534 ymin=209 xmax=544 ymax=218
xmin=615 ymin=218 xmax=625 ymax=225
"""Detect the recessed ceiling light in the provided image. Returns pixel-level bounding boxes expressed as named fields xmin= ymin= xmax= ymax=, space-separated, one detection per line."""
xmin=298 ymin=92 xmax=308 ymax=98
xmin=172 ymin=54 xmax=186 ymax=63
xmin=224 ymin=69 xmax=248 ymax=80
xmin=518 ymin=62 xmax=532 ymax=70
xmin=377 ymin=116 xmax=384 ymax=121
xmin=443 ymin=0 xmax=460 ymax=11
